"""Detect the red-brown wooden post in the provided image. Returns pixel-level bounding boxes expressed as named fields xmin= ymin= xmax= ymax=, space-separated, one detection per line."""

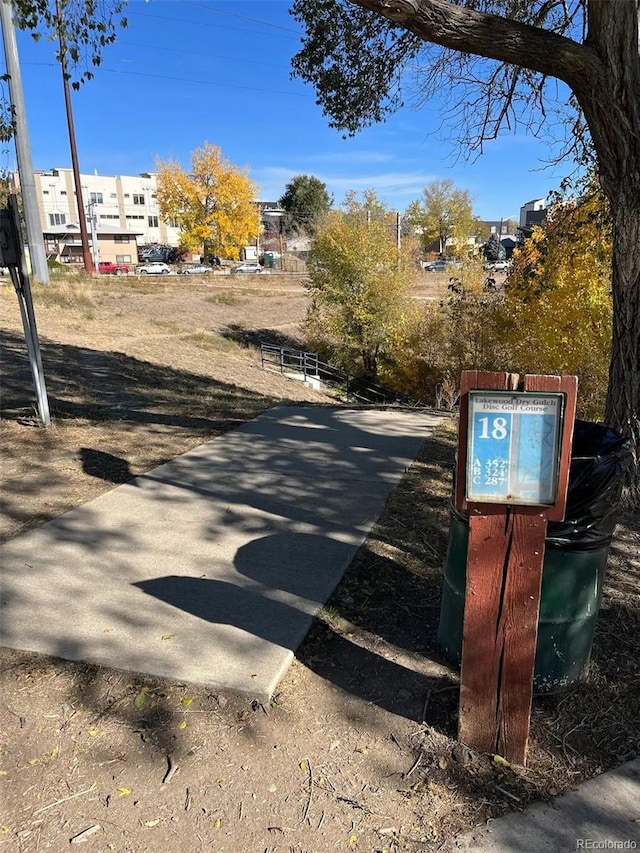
xmin=455 ymin=371 xmax=577 ymax=765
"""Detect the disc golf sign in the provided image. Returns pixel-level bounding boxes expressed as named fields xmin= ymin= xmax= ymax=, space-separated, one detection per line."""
xmin=466 ymin=391 xmax=564 ymax=506
xmin=454 ymin=371 xmax=577 ymax=766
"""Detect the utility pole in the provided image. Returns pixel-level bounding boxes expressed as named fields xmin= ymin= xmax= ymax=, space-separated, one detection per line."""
xmin=396 ymin=211 xmax=401 ymax=251
xmin=0 ymin=1 xmax=50 ymax=283
xmin=55 ymin=0 xmax=92 ymax=272
xmin=87 ymin=199 xmax=99 ymax=266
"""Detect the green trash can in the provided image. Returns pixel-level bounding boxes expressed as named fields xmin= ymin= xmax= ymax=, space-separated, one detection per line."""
xmin=437 ymin=421 xmax=632 ymax=694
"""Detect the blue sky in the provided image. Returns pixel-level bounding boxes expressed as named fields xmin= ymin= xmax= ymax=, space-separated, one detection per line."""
xmin=3 ymin=0 xmax=573 ymax=221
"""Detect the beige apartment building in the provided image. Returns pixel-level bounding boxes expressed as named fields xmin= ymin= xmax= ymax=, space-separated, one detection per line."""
xmin=16 ymin=168 xmax=182 ymax=265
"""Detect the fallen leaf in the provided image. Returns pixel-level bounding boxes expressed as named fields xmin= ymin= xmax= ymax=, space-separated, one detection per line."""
xmin=299 ymin=760 xmax=307 ymax=771
xmin=161 ymin=634 xmax=175 ymax=641
xmin=438 ymin=755 xmax=448 ymax=770
xmin=493 ymin=754 xmax=511 ymax=768
xmin=49 ymin=745 xmax=60 ymax=760
xmin=180 ymin=698 xmax=193 ymax=707
xmin=348 ymin=834 xmax=357 ymax=847
xmin=214 ymin=818 xmax=222 ymax=829
xmin=144 ymin=819 xmax=160 ymax=828
xmin=177 ymin=721 xmax=187 ymax=730
xmin=117 ymin=788 xmax=132 ymax=797
xmin=88 ymin=728 xmax=98 ymax=737
xmin=134 ymin=690 xmax=147 ymax=710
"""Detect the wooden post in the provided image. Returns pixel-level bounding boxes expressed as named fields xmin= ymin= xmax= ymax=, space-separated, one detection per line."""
xmin=456 ymin=371 xmax=577 ymax=765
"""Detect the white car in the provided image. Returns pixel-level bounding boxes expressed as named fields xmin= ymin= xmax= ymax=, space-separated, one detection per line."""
xmin=230 ymin=262 xmax=265 ymax=275
xmin=484 ymin=260 xmax=510 ymax=272
xmin=137 ymin=262 xmax=171 ymax=275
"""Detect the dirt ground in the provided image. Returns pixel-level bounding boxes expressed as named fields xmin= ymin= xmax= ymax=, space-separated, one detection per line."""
xmin=1 ymin=272 xmax=638 ymax=853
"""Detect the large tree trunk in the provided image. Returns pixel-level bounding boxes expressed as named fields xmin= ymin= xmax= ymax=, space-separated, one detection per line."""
xmin=572 ymin=0 xmax=640 ymax=503
xmin=602 ymin=189 xmax=640 ymax=504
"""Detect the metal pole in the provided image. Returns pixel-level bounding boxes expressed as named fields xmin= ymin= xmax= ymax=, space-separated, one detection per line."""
xmin=87 ymin=200 xmax=99 ymax=266
xmin=8 ymin=195 xmax=51 ymax=425
xmin=55 ymin=0 xmax=92 ymax=272
xmin=0 ymin=0 xmax=50 ymax=283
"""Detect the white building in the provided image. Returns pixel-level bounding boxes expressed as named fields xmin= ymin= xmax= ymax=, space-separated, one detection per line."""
xmin=519 ymin=198 xmax=547 ymax=229
xmin=23 ymin=168 xmax=181 ymax=253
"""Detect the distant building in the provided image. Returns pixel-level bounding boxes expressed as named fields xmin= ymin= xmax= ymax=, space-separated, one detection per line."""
xmin=43 ymin=221 xmax=143 ymax=267
xmin=13 ymin=168 xmax=182 ymax=265
xmin=519 ymin=198 xmax=547 ymax=229
xmin=482 ymin=218 xmax=519 ymax=236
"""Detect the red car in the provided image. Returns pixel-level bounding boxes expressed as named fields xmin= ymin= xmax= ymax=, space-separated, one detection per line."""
xmin=98 ymin=261 xmax=129 ymax=275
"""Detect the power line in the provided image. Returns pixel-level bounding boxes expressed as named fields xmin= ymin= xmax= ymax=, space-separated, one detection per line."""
xmin=24 ymin=62 xmax=307 ymax=98
xmin=126 ymin=7 xmax=300 ymax=40
xmin=184 ymin=0 xmax=300 ymax=35
xmin=116 ymin=40 xmax=290 ymax=71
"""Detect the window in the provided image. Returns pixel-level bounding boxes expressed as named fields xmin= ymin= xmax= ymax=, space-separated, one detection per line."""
xmin=110 ymin=193 xmax=117 ymax=199
xmin=124 ymin=193 xmax=130 ymax=198
xmin=148 ymin=216 xmax=159 ymax=228
xmin=60 ymin=191 xmax=67 ymax=196
xmin=133 ymin=193 xmax=145 ymax=205
xmin=100 ymin=214 xmax=119 ymax=220
xmin=43 ymin=190 xmax=50 ymax=195
xmin=48 ymin=213 xmax=66 ymax=226
xmin=90 ymin=192 xmax=103 ymax=204
xmin=114 ymin=235 xmax=130 ymax=243
xmin=116 ymin=254 xmax=131 ymax=263
xmin=167 ymin=217 xmax=179 ymax=228
xmin=126 ymin=215 xmax=144 ymax=220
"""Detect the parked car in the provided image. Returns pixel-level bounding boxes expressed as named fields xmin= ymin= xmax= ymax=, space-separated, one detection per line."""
xmin=484 ymin=260 xmax=510 ymax=272
xmin=98 ymin=261 xmax=128 ymax=275
xmin=230 ymin=262 xmax=265 ymax=275
xmin=423 ymin=259 xmax=460 ymax=272
xmin=136 ymin=262 xmax=171 ymax=275
xmin=177 ymin=264 xmax=212 ymax=275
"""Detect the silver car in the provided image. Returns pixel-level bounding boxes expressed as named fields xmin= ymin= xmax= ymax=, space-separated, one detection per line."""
xmin=230 ymin=262 xmax=265 ymax=275
xmin=178 ymin=264 xmax=212 ymax=275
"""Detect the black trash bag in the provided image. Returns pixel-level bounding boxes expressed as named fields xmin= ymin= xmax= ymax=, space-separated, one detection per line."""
xmin=451 ymin=420 xmax=633 ymax=552
xmin=546 ymin=420 xmax=633 ymax=551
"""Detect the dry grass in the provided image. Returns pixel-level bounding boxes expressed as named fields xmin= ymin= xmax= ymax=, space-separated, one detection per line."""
xmin=1 ymin=273 xmax=638 ymax=852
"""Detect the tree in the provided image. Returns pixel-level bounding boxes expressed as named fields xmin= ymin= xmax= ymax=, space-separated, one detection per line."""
xmin=156 ymin=143 xmax=260 ymax=261
xmin=291 ymin=0 xmax=640 ymax=501
xmin=500 ymin=178 xmax=612 ymax=418
xmin=484 ymin=233 xmax=501 ymax=262
xmin=13 ymin=0 xmax=127 ymax=89
xmin=404 ymin=178 xmax=477 ymax=256
xmin=305 ymin=190 xmax=413 ymax=379
xmin=279 ymin=174 xmax=333 ymax=235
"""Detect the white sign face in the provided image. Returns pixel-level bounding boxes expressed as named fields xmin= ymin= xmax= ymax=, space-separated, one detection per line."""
xmin=466 ymin=391 xmax=564 ymax=506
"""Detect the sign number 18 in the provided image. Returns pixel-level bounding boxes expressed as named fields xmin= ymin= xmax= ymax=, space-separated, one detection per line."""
xmin=478 ymin=416 xmax=509 ymax=440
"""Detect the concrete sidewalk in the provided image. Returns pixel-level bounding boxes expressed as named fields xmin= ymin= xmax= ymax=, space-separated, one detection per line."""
xmin=0 ymin=405 xmax=440 ymax=698
xmin=448 ymin=757 xmax=640 ymax=852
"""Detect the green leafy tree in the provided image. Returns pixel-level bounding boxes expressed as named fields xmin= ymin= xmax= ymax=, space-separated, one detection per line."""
xmin=278 ymin=174 xmax=333 ymax=235
xmin=291 ymin=0 xmax=640 ymax=502
xmin=484 ymin=233 xmax=501 ymax=262
xmin=14 ymin=0 xmax=127 ymax=89
xmin=405 ymin=179 xmax=478 ymax=256
xmin=305 ymin=190 xmax=413 ymax=379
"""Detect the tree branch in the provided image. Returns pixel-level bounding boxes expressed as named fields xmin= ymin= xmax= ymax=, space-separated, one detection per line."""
xmin=349 ymin=0 xmax=599 ymax=88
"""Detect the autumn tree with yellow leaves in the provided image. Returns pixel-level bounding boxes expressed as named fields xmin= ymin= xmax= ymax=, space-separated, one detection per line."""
xmin=156 ymin=143 xmax=260 ymax=260
xmin=305 ymin=190 xmax=415 ymax=380
xmin=500 ymin=180 xmax=612 ymax=419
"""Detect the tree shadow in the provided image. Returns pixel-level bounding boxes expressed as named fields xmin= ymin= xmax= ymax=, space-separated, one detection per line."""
xmin=80 ymin=448 xmax=132 ymax=483
xmin=220 ymin=323 xmax=305 ymax=350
